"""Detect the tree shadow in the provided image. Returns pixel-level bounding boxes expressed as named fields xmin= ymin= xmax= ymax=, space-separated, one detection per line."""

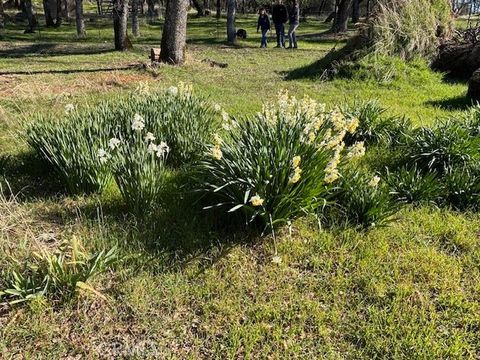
xmin=0 ymin=66 xmax=134 ymax=76
xmin=0 ymin=151 xmax=68 ymax=200
xmin=425 ymin=95 xmax=474 ymax=111
xmin=283 ymin=44 xmax=350 ymax=81
xmin=0 ymin=43 xmax=115 ymax=58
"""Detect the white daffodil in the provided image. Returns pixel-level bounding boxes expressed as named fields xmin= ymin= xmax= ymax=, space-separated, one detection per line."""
xmin=131 ymin=114 xmax=145 ymax=131
xmin=167 ymin=86 xmax=178 ymax=96
xmin=64 ymin=103 xmax=75 ymax=114
xmin=108 ymin=138 xmax=121 ymax=150
xmin=145 ymin=132 xmax=156 ymax=142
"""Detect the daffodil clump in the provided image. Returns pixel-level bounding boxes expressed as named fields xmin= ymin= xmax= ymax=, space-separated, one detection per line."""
xmin=26 ymin=85 xmax=219 ymax=200
xmin=101 ymin=113 xmax=171 ymax=217
xmin=199 ymin=91 xmax=364 ymax=230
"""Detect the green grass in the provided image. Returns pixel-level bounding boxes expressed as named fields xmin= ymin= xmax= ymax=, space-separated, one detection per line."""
xmin=1 ymin=14 xmax=479 ymax=359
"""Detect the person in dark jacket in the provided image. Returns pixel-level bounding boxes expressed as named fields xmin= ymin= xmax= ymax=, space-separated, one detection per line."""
xmin=287 ymin=0 xmax=300 ymax=48
xmin=257 ymin=8 xmax=271 ymax=48
xmin=271 ymin=0 xmax=288 ymax=48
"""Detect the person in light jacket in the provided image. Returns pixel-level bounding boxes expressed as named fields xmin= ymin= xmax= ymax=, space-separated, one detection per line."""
xmin=287 ymin=0 xmax=300 ymax=49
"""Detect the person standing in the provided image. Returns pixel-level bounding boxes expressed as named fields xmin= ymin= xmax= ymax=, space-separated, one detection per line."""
xmin=288 ymin=0 xmax=300 ymax=49
xmin=257 ymin=8 xmax=271 ymax=48
xmin=272 ymin=0 xmax=288 ymax=48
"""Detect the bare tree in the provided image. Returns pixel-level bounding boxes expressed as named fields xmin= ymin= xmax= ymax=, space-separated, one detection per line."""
xmin=216 ymin=0 xmax=221 ymax=18
xmin=23 ymin=0 xmax=37 ymax=32
xmin=55 ymin=0 xmax=62 ymax=26
xmin=226 ymin=0 xmax=236 ymax=44
xmin=132 ymin=0 xmax=140 ymax=36
xmin=0 ymin=0 xmax=4 ymax=29
xmin=191 ymin=0 xmax=205 ymax=16
xmin=331 ymin=0 xmax=353 ymax=32
xmin=43 ymin=0 xmax=55 ymax=26
xmin=75 ymin=0 xmax=85 ymax=38
xmin=160 ymin=0 xmax=188 ymax=64
xmin=113 ymin=0 xmax=129 ymax=50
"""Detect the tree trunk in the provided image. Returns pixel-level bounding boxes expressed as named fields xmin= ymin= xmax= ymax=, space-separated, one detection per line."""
xmin=132 ymin=0 xmax=140 ymax=36
xmin=351 ymin=0 xmax=360 ymax=23
xmin=0 ymin=0 xmax=4 ymax=29
xmin=226 ymin=0 xmax=236 ymax=44
xmin=216 ymin=0 xmax=220 ymax=18
xmin=113 ymin=0 xmax=129 ymax=50
xmin=330 ymin=0 xmax=353 ymax=33
xmin=146 ymin=0 xmax=154 ymax=21
xmin=160 ymin=0 xmax=188 ymax=64
xmin=43 ymin=0 xmax=55 ymax=26
xmin=55 ymin=0 xmax=62 ymax=26
xmin=24 ymin=0 xmax=37 ymax=32
xmin=191 ymin=0 xmax=204 ymax=16
xmin=75 ymin=0 xmax=85 ymax=37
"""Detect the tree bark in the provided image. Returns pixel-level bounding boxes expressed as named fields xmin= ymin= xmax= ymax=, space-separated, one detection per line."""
xmin=351 ymin=0 xmax=360 ymax=23
xmin=55 ymin=0 xmax=62 ymax=26
xmin=160 ymin=0 xmax=188 ymax=64
xmin=23 ymin=0 xmax=37 ymax=32
xmin=191 ymin=0 xmax=205 ymax=16
xmin=113 ymin=0 xmax=129 ymax=50
xmin=75 ymin=0 xmax=85 ymax=38
xmin=0 ymin=0 xmax=4 ymax=29
xmin=43 ymin=0 xmax=55 ymax=26
xmin=226 ymin=0 xmax=236 ymax=44
xmin=330 ymin=0 xmax=353 ymax=33
xmin=132 ymin=0 xmax=140 ymax=36
xmin=216 ymin=0 xmax=220 ymax=18
xmin=146 ymin=0 xmax=154 ymax=21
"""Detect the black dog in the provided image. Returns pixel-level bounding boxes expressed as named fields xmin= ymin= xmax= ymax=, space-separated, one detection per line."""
xmin=236 ymin=29 xmax=247 ymax=39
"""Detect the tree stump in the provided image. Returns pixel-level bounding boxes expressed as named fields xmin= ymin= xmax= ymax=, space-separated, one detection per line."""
xmin=150 ymin=48 xmax=161 ymax=62
xmin=467 ymin=68 xmax=480 ymax=102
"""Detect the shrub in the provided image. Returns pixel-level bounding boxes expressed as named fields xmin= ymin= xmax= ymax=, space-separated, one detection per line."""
xmin=324 ymin=168 xmax=398 ymax=228
xmin=93 ymin=84 xmax=219 ymax=167
xmin=385 ymin=166 xmax=443 ymax=205
xmin=25 ymin=85 xmax=219 ymax=196
xmin=26 ymin=107 xmax=112 ymax=195
xmin=443 ymin=165 xmax=480 ymax=211
xmin=198 ymin=91 xmax=365 ymax=231
xmin=0 ymin=239 xmax=120 ymax=305
xmin=103 ymin=116 xmax=170 ymax=217
xmin=341 ymin=99 xmax=411 ymax=146
xmin=402 ymin=119 xmax=480 ymax=174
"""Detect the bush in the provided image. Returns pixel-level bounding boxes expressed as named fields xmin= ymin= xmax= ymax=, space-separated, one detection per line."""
xmin=26 ymin=85 xmax=219 ymax=198
xmin=385 ymin=166 xmax=442 ymax=205
xmin=402 ymin=119 xmax=480 ymax=174
xmin=443 ymin=165 xmax=480 ymax=211
xmin=341 ymin=99 xmax=411 ymax=146
xmin=198 ymin=91 xmax=365 ymax=231
xmin=104 ymin=116 xmax=170 ymax=217
xmin=26 ymin=106 xmax=112 ymax=195
xmin=324 ymin=168 xmax=398 ymax=228
xmin=0 ymin=239 xmax=120 ymax=305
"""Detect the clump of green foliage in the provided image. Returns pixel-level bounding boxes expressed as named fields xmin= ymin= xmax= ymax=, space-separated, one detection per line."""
xmin=25 ymin=86 xmax=219 ymax=215
xmin=198 ymin=91 xmax=365 ymax=231
xmin=324 ymin=168 xmax=398 ymax=228
xmin=0 ymin=239 xmax=120 ymax=305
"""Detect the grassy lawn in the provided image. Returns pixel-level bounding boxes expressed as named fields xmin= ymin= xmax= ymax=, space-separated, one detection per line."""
xmin=1 ymin=14 xmax=479 ymax=359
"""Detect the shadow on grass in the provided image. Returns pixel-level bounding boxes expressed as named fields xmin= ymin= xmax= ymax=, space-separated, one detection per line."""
xmin=0 ymin=42 xmax=116 ymax=58
xmin=0 ymin=151 xmax=67 ymax=200
xmin=426 ymin=95 xmax=473 ymax=111
xmin=282 ymin=44 xmax=347 ymax=81
xmin=0 ymin=66 xmax=134 ymax=76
